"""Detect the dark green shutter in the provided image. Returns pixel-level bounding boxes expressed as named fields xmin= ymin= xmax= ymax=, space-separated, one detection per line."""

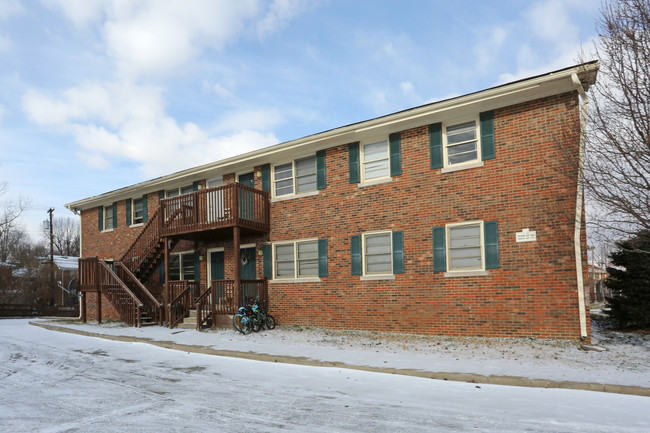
xmin=98 ymin=207 xmax=103 ymax=231
xmin=392 ymin=231 xmax=404 ymax=274
xmin=158 ymin=261 xmax=165 ymax=283
xmin=194 ymin=251 xmax=201 ymax=282
xmin=193 ymin=181 xmax=200 ymax=191
xmin=484 ymin=220 xmax=500 ymax=269
xmin=158 ymin=191 xmax=164 ymax=203
xmin=142 ymin=194 xmax=148 ymax=223
xmin=261 ymin=164 xmax=270 ymax=193
xmin=262 ymin=244 xmax=272 ymax=278
xmin=318 ymin=238 xmax=328 ymax=277
xmin=316 ymin=150 xmax=326 ymax=190
xmin=351 ymin=235 xmax=362 ymax=276
xmin=480 ymin=111 xmax=495 ymax=160
xmin=429 ymin=123 xmax=443 ymax=169
xmin=348 ymin=142 xmax=360 ymax=184
xmin=389 ymin=133 xmax=402 ymax=176
xmin=112 ymin=202 xmax=117 ymax=228
xmin=126 ymin=199 xmax=132 ymax=226
xmin=433 ymin=227 xmax=446 ymax=272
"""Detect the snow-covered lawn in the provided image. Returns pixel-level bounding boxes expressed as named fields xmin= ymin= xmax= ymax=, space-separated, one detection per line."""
xmin=1 ymin=319 xmax=649 ymax=432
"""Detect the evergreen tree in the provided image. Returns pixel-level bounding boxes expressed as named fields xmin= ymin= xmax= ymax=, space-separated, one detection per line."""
xmin=605 ymin=230 xmax=650 ymax=329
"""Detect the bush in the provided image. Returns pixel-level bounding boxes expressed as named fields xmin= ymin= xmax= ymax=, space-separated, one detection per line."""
xmin=605 ymin=230 xmax=650 ymax=329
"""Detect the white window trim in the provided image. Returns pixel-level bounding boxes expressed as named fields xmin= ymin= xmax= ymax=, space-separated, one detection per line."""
xmin=362 ymin=230 xmax=393 ymax=277
xmin=271 ymin=156 xmax=318 ymax=199
xmin=272 ymin=238 xmax=319 ymax=280
xmin=360 ymin=138 xmax=391 ymax=183
xmin=169 ymin=250 xmax=196 ymax=281
xmin=444 ymin=220 xmax=485 ymax=275
xmin=131 ymin=197 xmax=145 ymax=226
xmin=442 ymin=116 xmax=483 ymax=171
xmin=102 ymin=204 xmax=114 ymax=233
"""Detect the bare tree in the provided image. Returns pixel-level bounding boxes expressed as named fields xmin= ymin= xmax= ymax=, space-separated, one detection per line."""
xmin=584 ymin=0 xmax=650 ymax=245
xmin=0 ymin=181 xmax=30 ymax=262
xmin=41 ymin=216 xmax=80 ymax=257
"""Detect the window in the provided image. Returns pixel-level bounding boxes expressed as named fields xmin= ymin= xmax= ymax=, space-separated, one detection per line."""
xmin=274 ymin=240 xmax=319 ymax=279
xmin=169 ymin=251 xmax=196 ymax=281
xmin=351 ymin=231 xmax=404 ymax=277
xmin=166 ymin=184 xmax=193 ymax=198
xmin=206 ymin=176 xmax=223 ymax=189
xmin=103 ymin=204 xmax=114 ymax=231
xmin=447 ymin=222 xmax=483 ymax=271
xmin=444 ymin=119 xmax=480 ymax=167
xmin=362 ymin=140 xmax=389 ymax=181
xmin=273 ymin=156 xmax=317 ymax=197
xmin=433 ymin=221 xmax=499 ymax=274
xmin=132 ymin=197 xmax=144 ymax=224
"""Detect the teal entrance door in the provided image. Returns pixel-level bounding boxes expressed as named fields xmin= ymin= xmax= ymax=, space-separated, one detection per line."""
xmin=238 ymin=172 xmax=255 ymax=221
xmin=209 ymin=251 xmax=224 ymax=281
xmin=240 ymin=247 xmax=257 ymax=304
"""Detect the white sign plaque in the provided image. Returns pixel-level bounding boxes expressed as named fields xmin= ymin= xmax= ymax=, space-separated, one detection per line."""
xmin=516 ymin=228 xmax=537 ymax=242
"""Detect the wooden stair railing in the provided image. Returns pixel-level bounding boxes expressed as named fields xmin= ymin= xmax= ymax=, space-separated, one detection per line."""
xmin=120 ymin=208 xmax=163 ymax=280
xmin=195 ymin=285 xmax=215 ymax=330
xmin=114 ymin=262 xmax=163 ymax=326
xmin=97 ymin=260 xmax=144 ymax=327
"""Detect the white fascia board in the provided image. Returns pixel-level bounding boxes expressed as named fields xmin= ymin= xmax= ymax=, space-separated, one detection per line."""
xmin=66 ymin=62 xmax=599 ymax=212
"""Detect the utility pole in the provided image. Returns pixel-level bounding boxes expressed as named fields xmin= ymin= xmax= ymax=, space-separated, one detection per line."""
xmin=47 ymin=208 xmax=55 ymax=304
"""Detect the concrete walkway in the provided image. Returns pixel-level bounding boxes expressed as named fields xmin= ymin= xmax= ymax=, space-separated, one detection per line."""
xmin=30 ymin=320 xmax=650 ymax=397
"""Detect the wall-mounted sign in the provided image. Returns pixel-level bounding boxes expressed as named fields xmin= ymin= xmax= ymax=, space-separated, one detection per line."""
xmin=516 ymin=228 xmax=537 ymax=242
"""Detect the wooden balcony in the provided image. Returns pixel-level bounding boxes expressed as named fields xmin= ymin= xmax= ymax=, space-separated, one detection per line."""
xmin=159 ymin=183 xmax=270 ymax=239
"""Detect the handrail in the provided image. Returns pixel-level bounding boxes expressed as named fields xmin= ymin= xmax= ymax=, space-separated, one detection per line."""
xmin=168 ymin=285 xmax=192 ymax=329
xmin=114 ymin=262 xmax=163 ymax=326
xmin=97 ymin=260 xmax=143 ymax=327
xmin=114 ymin=262 xmax=161 ymax=307
xmin=120 ymin=208 xmax=162 ymax=274
xmin=195 ymin=285 xmax=214 ymax=330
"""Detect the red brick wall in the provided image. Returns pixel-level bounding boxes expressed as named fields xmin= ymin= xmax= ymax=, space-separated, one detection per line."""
xmin=79 ymin=91 xmax=588 ymax=340
xmin=267 ymin=91 xmax=588 ymax=340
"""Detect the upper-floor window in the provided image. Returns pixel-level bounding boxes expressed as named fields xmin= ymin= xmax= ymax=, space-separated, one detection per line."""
xmin=103 ymin=204 xmax=114 ymax=231
xmin=166 ymin=185 xmax=193 ymax=198
xmin=361 ymin=140 xmax=390 ymax=181
xmin=273 ymin=156 xmax=317 ymax=197
xmin=132 ymin=197 xmax=144 ymax=224
xmin=444 ymin=119 xmax=480 ymax=167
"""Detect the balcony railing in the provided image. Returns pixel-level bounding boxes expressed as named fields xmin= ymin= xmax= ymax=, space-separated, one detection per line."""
xmin=160 ymin=183 xmax=270 ymax=237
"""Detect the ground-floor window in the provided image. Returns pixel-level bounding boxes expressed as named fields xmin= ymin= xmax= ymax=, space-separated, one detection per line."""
xmin=169 ymin=251 xmax=195 ymax=281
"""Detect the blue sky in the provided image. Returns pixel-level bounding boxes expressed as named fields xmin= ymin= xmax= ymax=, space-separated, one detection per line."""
xmin=0 ymin=0 xmax=602 ymax=242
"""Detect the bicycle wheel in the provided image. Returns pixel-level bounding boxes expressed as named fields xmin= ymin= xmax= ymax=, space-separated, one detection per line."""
xmin=240 ymin=316 xmax=253 ymax=334
xmin=233 ymin=313 xmax=247 ymax=334
xmin=252 ymin=316 xmax=262 ymax=332
xmin=265 ymin=314 xmax=276 ymax=330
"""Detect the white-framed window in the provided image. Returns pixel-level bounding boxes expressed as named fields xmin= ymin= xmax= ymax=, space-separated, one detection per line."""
xmin=132 ymin=197 xmax=144 ymax=225
xmin=206 ymin=176 xmax=223 ymax=189
xmin=103 ymin=204 xmax=114 ymax=231
xmin=361 ymin=139 xmax=390 ymax=181
xmin=446 ymin=221 xmax=484 ymax=272
xmin=166 ymin=184 xmax=194 ymax=198
xmin=363 ymin=231 xmax=392 ymax=275
xmin=169 ymin=251 xmax=195 ymax=281
xmin=443 ymin=118 xmax=481 ymax=168
xmin=274 ymin=239 xmax=319 ymax=279
xmin=273 ymin=156 xmax=317 ymax=197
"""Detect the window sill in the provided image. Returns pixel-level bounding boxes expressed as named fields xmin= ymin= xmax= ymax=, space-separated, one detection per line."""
xmin=269 ymin=277 xmax=321 ymax=284
xmin=130 ymin=223 xmax=144 ymax=228
xmin=101 ymin=229 xmax=114 ymax=233
xmin=358 ymin=177 xmax=392 ymax=188
xmin=271 ymin=190 xmax=319 ymax=202
xmin=441 ymin=160 xmax=484 ymax=173
xmin=360 ymin=274 xmax=396 ymax=281
xmin=444 ymin=270 xmax=489 ymax=278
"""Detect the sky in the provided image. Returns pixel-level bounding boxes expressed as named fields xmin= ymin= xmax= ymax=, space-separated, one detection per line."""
xmin=0 ymin=0 xmax=603 ymax=243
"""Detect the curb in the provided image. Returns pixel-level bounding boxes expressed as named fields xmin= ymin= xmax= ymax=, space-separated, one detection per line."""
xmin=30 ymin=321 xmax=650 ymax=398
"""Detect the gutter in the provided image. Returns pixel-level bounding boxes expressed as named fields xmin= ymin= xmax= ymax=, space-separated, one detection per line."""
xmin=571 ymin=73 xmax=589 ymax=340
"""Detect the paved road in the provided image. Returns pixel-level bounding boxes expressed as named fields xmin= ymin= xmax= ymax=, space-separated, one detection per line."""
xmin=1 ymin=319 xmax=649 ymax=432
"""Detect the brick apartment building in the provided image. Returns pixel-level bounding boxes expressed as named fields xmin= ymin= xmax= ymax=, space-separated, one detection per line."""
xmin=66 ymin=62 xmax=599 ymax=340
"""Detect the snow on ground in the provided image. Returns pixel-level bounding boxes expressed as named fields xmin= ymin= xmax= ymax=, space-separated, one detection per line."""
xmin=39 ymin=315 xmax=650 ymax=388
xmin=1 ymin=318 xmax=649 ymax=433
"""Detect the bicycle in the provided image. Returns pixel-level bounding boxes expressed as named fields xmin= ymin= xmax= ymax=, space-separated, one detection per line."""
xmin=232 ymin=305 xmax=253 ymax=334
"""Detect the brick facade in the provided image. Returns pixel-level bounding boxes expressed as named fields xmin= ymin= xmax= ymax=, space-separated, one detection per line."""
xmin=72 ymin=65 xmax=596 ymax=341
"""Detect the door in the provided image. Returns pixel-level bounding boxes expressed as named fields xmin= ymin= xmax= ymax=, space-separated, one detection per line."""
xmin=209 ymin=250 xmax=226 ymax=305
xmin=240 ymin=247 xmax=257 ymax=303
xmin=238 ymin=172 xmax=255 ymax=221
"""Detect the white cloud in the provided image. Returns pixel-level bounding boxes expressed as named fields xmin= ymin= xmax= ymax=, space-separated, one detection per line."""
xmin=257 ymin=0 xmax=309 ymax=39
xmin=0 ymin=0 xmax=23 ymax=19
xmin=22 ymin=80 xmax=280 ymax=178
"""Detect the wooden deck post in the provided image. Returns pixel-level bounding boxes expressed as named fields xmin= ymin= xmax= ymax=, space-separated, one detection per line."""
xmin=164 ymin=236 xmax=169 ymax=326
xmin=233 ymin=226 xmax=241 ymax=309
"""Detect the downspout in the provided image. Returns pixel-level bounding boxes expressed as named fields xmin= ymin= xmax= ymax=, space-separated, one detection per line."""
xmin=571 ymin=73 xmax=588 ymax=340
